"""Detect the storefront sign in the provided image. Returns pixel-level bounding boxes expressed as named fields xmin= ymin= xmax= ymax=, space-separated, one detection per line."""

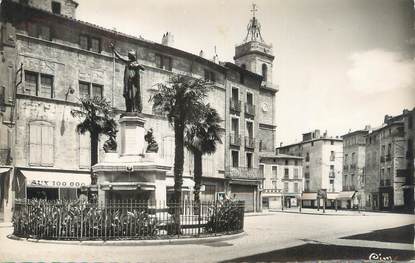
xmin=27 ymin=179 xmax=86 ymax=188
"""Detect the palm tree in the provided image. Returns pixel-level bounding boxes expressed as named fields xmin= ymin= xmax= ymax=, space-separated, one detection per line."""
xmin=150 ymin=75 xmax=211 ymax=233
xmin=185 ymin=104 xmax=222 ymax=206
xmin=71 ymin=97 xmax=117 ymax=184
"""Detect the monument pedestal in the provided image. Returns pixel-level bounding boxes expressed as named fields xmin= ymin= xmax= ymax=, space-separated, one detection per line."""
xmin=92 ymin=113 xmax=171 ymax=206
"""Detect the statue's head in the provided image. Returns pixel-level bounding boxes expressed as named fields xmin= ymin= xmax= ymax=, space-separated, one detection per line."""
xmin=128 ymin=50 xmax=136 ymax=60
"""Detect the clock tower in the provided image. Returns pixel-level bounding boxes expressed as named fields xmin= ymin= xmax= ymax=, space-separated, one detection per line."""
xmin=234 ymin=4 xmax=274 ymax=88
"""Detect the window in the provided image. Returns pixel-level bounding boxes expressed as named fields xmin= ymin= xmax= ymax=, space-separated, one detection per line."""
xmin=284 ymin=168 xmax=289 ymax=178
xmin=344 ymin=175 xmax=348 ymax=187
xmin=262 ymin=63 xmax=267 ymax=81
xmin=51 ymin=1 xmax=61 ymax=14
xmin=294 ymin=182 xmax=298 ymax=193
xmin=305 ymin=152 xmax=310 ymax=162
xmin=231 ymin=151 xmax=239 ymax=168
xmin=330 ymin=165 xmax=334 ymax=171
xmin=79 ymin=35 xmax=101 ymax=53
xmin=351 ymin=152 xmax=355 ymax=163
xmin=284 ymin=182 xmax=289 ymax=192
xmin=246 ymin=152 xmax=252 ymax=168
xmin=79 ymin=81 xmax=103 ymax=99
xmin=330 ymin=140 xmax=334 ymax=145
xmin=344 ymin=154 xmax=348 ymax=165
xmin=0 ymin=86 xmax=5 ymax=107
xmin=387 ymin=167 xmax=391 ymax=177
xmin=259 ymin=164 xmax=264 ymax=177
xmin=204 ymin=70 xmax=215 ymax=82
xmin=155 ymin=54 xmax=172 ymax=71
xmin=80 ymin=35 xmax=89 ymax=50
xmin=28 ymin=23 xmax=51 ymax=41
xmin=272 ymin=166 xmax=277 ymax=178
xmin=294 ymin=160 xmax=298 ymax=166
xmin=272 ymin=181 xmax=277 ymax=189
xmin=24 ymin=71 xmax=53 ymax=98
xmin=246 ymin=92 xmax=253 ymax=106
xmin=311 ymin=141 xmax=314 ymax=146
xmin=294 ymin=168 xmax=299 ymax=179
xmin=29 ymin=122 xmax=54 ymax=166
xmin=330 ymin=151 xmax=335 ymax=161
xmin=305 ymin=180 xmax=310 ymax=191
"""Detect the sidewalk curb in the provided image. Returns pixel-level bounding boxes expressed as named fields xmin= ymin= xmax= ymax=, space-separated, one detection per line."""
xmin=269 ymin=210 xmax=368 ymax=216
xmin=7 ymin=231 xmax=246 ymax=246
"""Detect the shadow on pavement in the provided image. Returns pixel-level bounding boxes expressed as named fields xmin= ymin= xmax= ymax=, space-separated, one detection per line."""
xmin=222 ymin=244 xmax=415 ymax=262
xmin=341 ymin=224 xmax=414 ymax=244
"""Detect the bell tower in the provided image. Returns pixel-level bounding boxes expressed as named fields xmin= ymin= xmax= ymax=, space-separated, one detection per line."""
xmin=234 ymin=4 xmax=274 ymax=86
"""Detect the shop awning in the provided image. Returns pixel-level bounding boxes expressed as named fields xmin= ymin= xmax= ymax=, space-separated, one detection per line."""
xmin=21 ymin=170 xmax=91 ymax=188
xmin=166 ymin=177 xmax=195 ymax=192
xmin=337 ymin=191 xmax=356 ymax=200
xmin=300 ymin=193 xmax=317 ymax=200
xmin=326 ymin=193 xmax=338 ymax=200
xmin=0 ymin=167 xmax=11 ymax=174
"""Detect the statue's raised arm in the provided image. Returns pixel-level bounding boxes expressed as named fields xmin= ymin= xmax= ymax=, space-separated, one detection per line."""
xmin=110 ymin=43 xmax=129 ymax=63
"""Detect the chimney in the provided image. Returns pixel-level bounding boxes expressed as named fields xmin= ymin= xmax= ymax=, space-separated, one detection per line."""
xmin=364 ymin=125 xmax=371 ymax=131
xmin=161 ymin=32 xmax=174 ymax=46
xmin=384 ymin=114 xmax=391 ymax=124
xmin=199 ymin=50 xmax=204 ymax=58
xmin=313 ymin=129 xmax=321 ymax=139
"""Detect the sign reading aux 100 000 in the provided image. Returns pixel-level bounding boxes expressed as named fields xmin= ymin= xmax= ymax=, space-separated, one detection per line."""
xmin=28 ymin=180 xmax=86 ymax=188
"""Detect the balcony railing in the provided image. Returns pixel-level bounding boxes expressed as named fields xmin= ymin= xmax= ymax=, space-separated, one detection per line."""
xmin=0 ymin=148 xmax=12 ymax=165
xmin=244 ymin=103 xmax=255 ymax=116
xmin=230 ymin=134 xmax=241 ymax=147
xmin=230 ymin=99 xmax=241 ymax=112
xmin=245 ymin=136 xmax=255 ymax=149
xmin=226 ymin=167 xmax=263 ymax=180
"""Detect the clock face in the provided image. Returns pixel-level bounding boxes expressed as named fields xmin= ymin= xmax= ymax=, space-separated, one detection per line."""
xmin=262 ymin=103 xmax=269 ymax=112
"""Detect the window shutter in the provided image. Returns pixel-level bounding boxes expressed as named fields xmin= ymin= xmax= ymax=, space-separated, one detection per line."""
xmin=29 ymin=124 xmax=42 ymax=165
xmin=41 ymin=125 xmax=54 ymax=166
xmin=79 ymin=133 xmax=91 ymax=168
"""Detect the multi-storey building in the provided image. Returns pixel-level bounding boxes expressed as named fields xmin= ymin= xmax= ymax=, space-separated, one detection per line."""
xmin=276 ymin=130 xmax=343 ymax=202
xmin=0 ymin=0 xmax=277 ymax=220
xmin=260 ymin=153 xmax=303 ymax=210
xmin=341 ymin=128 xmax=369 ymax=209
xmin=364 ymin=109 xmax=414 ymax=212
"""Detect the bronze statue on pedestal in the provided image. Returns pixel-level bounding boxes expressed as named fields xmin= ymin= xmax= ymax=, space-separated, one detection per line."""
xmin=110 ymin=43 xmax=145 ymax=113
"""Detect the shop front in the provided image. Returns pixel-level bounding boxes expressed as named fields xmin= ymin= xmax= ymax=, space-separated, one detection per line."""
xmin=0 ymin=167 xmax=12 ymax=221
xmin=16 ymin=169 xmax=91 ymax=201
xmin=300 ymin=192 xmax=317 ymax=208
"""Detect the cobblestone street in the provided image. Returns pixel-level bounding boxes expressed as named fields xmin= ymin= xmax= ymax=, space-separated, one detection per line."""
xmin=1 ymin=212 xmax=413 ymax=262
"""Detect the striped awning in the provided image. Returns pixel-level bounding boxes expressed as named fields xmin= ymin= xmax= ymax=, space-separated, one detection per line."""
xmin=301 ymin=192 xmax=317 ymax=200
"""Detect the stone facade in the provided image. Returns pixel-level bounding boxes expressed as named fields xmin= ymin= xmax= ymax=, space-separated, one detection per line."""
xmin=341 ymin=129 xmax=369 ymax=208
xmin=0 ymin=0 xmax=277 ymax=220
xmin=364 ymin=109 xmax=414 ymax=212
xmin=276 ymin=130 xmax=343 ymax=194
xmin=260 ymin=153 xmax=303 ymax=210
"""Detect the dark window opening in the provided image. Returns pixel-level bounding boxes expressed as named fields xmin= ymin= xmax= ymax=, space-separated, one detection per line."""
xmin=262 ymin=63 xmax=267 ymax=81
xmin=232 ymin=151 xmax=239 ymax=168
xmin=155 ymin=54 xmax=172 ymax=71
xmin=24 ymin=71 xmax=53 ymax=98
xmin=246 ymin=152 xmax=252 ymax=168
xmin=79 ymin=35 xmax=101 ymax=53
xmin=51 ymin=1 xmax=61 ymax=14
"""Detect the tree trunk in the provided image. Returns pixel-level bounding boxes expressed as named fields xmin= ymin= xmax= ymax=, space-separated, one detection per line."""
xmin=90 ymin=131 xmax=99 ymax=185
xmin=193 ymin=151 xmax=203 ymax=206
xmin=173 ymin=119 xmax=184 ymax=234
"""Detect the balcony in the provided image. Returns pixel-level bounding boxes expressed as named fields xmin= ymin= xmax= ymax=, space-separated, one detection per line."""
xmin=329 ymin=171 xmax=336 ymax=178
xmin=226 ymin=167 xmax=263 ymax=180
xmin=230 ymin=134 xmax=241 ymax=147
xmin=230 ymin=99 xmax=241 ymax=113
xmin=245 ymin=136 xmax=255 ymax=149
xmin=244 ymin=103 xmax=255 ymax=117
xmin=0 ymin=148 xmax=12 ymax=165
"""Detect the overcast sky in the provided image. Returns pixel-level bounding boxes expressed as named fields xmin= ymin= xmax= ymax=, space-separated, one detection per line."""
xmin=77 ymin=0 xmax=415 ymax=144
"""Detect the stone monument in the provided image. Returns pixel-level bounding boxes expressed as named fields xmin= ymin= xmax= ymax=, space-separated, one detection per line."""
xmin=92 ymin=45 xmax=170 ymax=205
